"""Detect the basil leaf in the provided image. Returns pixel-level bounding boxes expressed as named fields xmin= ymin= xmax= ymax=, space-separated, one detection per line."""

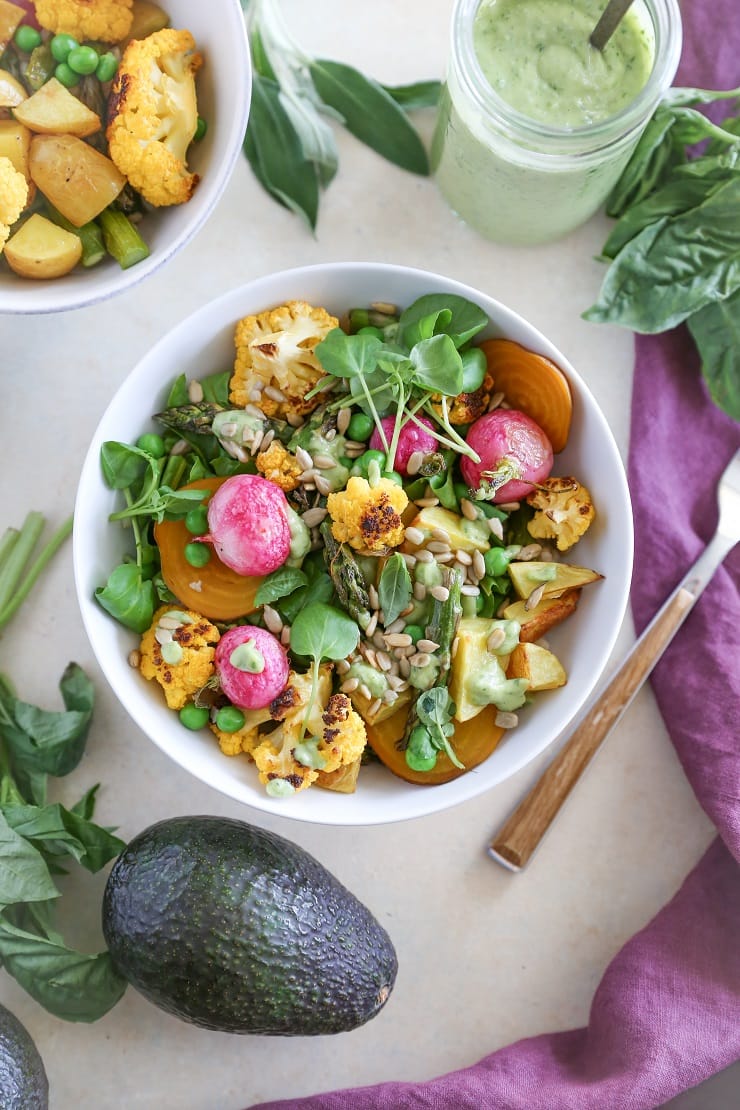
xmin=100 ymin=441 xmax=152 ymax=490
xmin=276 ymin=571 xmax=334 ymax=625
xmin=377 ymin=554 xmax=412 ymax=626
xmin=255 ymin=566 xmax=308 ymax=606
xmin=290 ymin=602 xmax=359 ymax=662
xmin=602 ymin=174 xmax=723 ymax=260
xmin=687 ymin=288 xmax=740 ymax=420
xmin=0 ymin=917 xmax=127 ymax=1023
xmin=382 ymin=79 xmax=442 ymax=111
xmin=70 ymin=783 xmax=99 ymax=820
xmin=0 ymin=813 xmax=59 ymax=905
xmin=95 ymin=562 xmax=155 ymax=634
xmin=309 ymin=59 xmax=430 ymax=175
xmin=166 ymin=374 xmax=189 ymax=407
xmin=605 ymin=108 xmax=685 ymax=217
xmin=585 ymin=176 xmax=740 ymax=332
xmin=244 ymin=74 xmax=320 ymax=230
xmin=315 ymin=328 xmax=382 ymax=380
xmin=4 ymin=803 xmax=124 ymax=874
xmin=410 ymin=334 xmax=464 ymax=395
xmin=200 ymin=369 xmax=231 ymax=405
xmin=399 ymin=294 xmax=488 ymax=349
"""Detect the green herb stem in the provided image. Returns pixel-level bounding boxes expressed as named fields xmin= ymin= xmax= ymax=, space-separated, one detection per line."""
xmin=0 ymin=513 xmax=46 ymax=617
xmin=0 ymin=516 xmax=73 ymax=630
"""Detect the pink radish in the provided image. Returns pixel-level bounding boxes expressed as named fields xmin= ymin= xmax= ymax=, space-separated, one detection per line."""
xmin=369 ymin=414 xmax=438 ymax=475
xmin=200 ymin=474 xmax=291 ymax=576
xmin=216 ymin=625 xmax=289 ymax=710
xmin=460 ymin=410 xmax=553 ymax=503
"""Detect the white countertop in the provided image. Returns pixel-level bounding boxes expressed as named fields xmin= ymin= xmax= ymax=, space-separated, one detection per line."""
xmin=1 ymin=2 xmax=734 ymax=1107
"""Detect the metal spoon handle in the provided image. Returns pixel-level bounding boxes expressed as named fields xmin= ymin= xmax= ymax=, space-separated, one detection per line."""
xmin=590 ymin=0 xmax=636 ymax=50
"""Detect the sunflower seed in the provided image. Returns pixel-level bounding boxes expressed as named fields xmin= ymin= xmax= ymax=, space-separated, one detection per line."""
xmin=368 ymin=584 xmax=380 ymax=609
xmin=518 ymin=543 xmax=543 ymax=561
xmin=313 ymin=454 xmax=337 ymax=470
xmin=490 ymin=391 xmax=505 ymax=410
xmin=280 ymin=626 xmax=291 ymax=646
xmin=259 ymin=429 xmax=275 ymax=451
xmin=169 ymin=438 xmax=189 ymax=456
xmin=460 ymin=498 xmax=478 ymax=521
xmin=408 ymin=652 xmax=431 ymax=668
xmin=128 ymin=649 xmax=141 ymax=668
xmin=341 ymin=677 xmax=360 ymax=693
xmin=430 ymin=585 xmax=449 ymax=602
xmin=417 ymin=639 xmax=439 ymax=653
xmin=315 ymin=475 xmax=332 ymax=496
xmin=385 ymin=618 xmax=406 ymax=635
xmin=406 ymin=451 xmax=425 ymax=476
xmin=187 ymin=379 xmax=204 ymax=403
xmin=487 ymin=628 xmax=506 ymax=652
xmin=415 ymin=548 xmax=434 ymax=563
xmin=359 ymin=683 xmax=373 ymax=700
xmin=461 ymin=584 xmax=481 ymax=597
xmin=414 ymin=497 xmax=440 ymax=508
xmin=413 ymin=581 xmax=427 ymax=601
xmin=245 ymin=404 xmax=265 ymax=420
xmin=336 ymin=408 xmax=352 ymax=434
xmin=498 ymin=501 xmax=520 ymax=513
xmin=368 ymin=697 xmax=383 ymax=718
xmin=431 ymin=527 xmax=451 ymax=543
xmin=264 ymin=385 xmax=288 ymax=403
xmin=455 ymin=549 xmax=473 ymax=566
xmin=382 ymin=689 xmax=399 ymax=704
xmin=301 ymin=507 xmax=328 ymax=528
xmin=336 ymin=658 xmax=351 ymax=674
xmin=488 ymin=517 xmax=505 ymax=540
xmin=495 ymin=711 xmax=519 ymax=729
xmin=262 ymin=605 xmax=283 ymax=634
xmin=365 ymin=611 xmax=379 ymax=637
xmin=525 ymin=584 xmax=546 ymax=610
xmin=404 ymin=526 xmax=425 ymax=546
xmin=376 ymin=651 xmax=393 ymax=671
xmin=296 ymin=447 xmax=314 ymax=470
xmin=472 ymin=550 xmax=487 ymax=579
xmin=385 ymin=632 xmax=413 ymax=648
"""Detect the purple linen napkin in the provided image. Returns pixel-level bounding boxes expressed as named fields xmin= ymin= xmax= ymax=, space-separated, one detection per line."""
xmin=250 ymin=3 xmax=740 ymax=1106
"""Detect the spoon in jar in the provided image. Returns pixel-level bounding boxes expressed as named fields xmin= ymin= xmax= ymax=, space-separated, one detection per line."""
xmin=590 ymin=0 xmax=636 ymax=50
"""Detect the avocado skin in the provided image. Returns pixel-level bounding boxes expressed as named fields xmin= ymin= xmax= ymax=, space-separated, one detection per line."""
xmin=0 ymin=1003 xmax=49 ymax=1110
xmin=102 ymin=815 xmax=398 ymax=1035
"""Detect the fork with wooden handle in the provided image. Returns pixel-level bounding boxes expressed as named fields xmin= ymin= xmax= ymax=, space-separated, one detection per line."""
xmin=488 ymin=447 xmax=740 ymax=873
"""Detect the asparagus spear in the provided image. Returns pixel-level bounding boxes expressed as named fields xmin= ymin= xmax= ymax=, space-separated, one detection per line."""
xmin=98 ymin=207 xmax=149 ymax=269
xmin=319 ymin=519 xmax=372 ymax=631
xmin=154 ymin=402 xmax=226 ymax=436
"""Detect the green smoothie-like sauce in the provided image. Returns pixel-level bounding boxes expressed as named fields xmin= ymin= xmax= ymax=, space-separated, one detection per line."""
xmin=473 ymin=0 xmax=654 ymax=127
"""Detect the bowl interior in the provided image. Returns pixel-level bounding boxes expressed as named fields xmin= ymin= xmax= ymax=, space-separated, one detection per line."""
xmin=73 ymin=262 xmax=633 ymax=826
xmin=0 ymin=0 xmax=250 ymax=315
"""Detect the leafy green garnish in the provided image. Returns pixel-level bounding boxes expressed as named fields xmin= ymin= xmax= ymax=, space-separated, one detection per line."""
xmin=0 ymin=517 xmax=128 ymax=1022
xmin=289 ymin=603 xmax=360 ymax=742
xmin=241 ymin=0 xmax=437 ymax=230
xmin=377 ymin=554 xmax=412 ymax=627
xmin=254 ymin=566 xmax=308 ymax=606
xmin=586 ymin=85 xmax=740 ymax=420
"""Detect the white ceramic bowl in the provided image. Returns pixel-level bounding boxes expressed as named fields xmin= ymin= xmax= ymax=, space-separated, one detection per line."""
xmin=0 ymin=0 xmax=250 ymax=315
xmin=73 ymin=262 xmax=633 ymax=826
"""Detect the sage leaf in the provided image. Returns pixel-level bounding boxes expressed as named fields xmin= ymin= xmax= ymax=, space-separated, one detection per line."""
xmin=244 ymin=74 xmax=320 ymax=230
xmin=377 ymin=554 xmax=412 ymax=626
xmin=585 ymin=176 xmax=740 ymax=333
xmin=0 ymin=917 xmax=127 ymax=1022
xmin=382 ymin=79 xmax=442 ymax=111
xmin=0 ymin=813 xmax=59 ymax=905
xmin=309 ymin=59 xmax=430 ymax=175
xmin=687 ymin=288 xmax=740 ymax=420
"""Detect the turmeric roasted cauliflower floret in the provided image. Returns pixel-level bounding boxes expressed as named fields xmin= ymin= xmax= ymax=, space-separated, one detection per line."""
xmin=327 ymin=475 xmax=408 ymax=553
xmin=139 ymin=605 xmax=219 ymax=710
xmin=0 ymin=158 xmax=28 ymax=253
xmin=314 ymin=693 xmax=367 ymax=774
xmin=431 ymin=373 xmax=495 ymax=425
xmin=526 ymin=476 xmax=595 ymax=552
xmin=230 ymin=301 xmax=339 ymax=420
xmin=254 ymin=440 xmax=302 ymax=492
xmin=251 ymin=667 xmax=336 ymax=795
xmin=106 ymin=28 xmax=202 ymax=207
xmin=35 ymin=0 xmax=133 ymax=43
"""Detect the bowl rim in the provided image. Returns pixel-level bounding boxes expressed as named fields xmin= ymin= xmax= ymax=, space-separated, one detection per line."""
xmin=73 ymin=261 xmax=634 ymax=826
xmin=0 ymin=0 xmax=251 ymax=316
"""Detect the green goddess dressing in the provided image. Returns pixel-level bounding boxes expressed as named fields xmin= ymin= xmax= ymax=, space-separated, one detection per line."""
xmin=432 ymin=0 xmax=672 ymax=243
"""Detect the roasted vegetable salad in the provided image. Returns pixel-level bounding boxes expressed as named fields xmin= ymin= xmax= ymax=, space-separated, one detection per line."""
xmin=0 ymin=0 xmax=203 ymax=279
xmin=97 ymin=292 xmax=604 ymax=799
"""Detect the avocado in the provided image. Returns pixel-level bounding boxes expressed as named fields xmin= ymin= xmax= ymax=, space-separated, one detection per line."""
xmin=0 ymin=1003 xmax=49 ymax=1110
xmin=102 ymin=815 xmax=398 ymax=1035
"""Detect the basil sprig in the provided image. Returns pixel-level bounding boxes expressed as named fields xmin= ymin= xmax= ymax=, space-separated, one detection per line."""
xmin=585 ymin=86 xmax=740 ymax=420
xmin=241 ymin=0 xmax=440 ymax=230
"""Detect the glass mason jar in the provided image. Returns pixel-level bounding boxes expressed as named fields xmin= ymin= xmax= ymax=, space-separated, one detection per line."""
xmin=431 ymin=0 xmax=683 ymax=245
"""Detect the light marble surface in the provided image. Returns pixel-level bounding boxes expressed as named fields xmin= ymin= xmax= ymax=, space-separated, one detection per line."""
xmin=0 ymin=2 xmax=734 ymax=1107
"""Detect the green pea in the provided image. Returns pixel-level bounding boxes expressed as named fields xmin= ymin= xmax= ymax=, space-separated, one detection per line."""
xmin=347 ymin=412 xmax=374 ymax=442
xmin=54 ymin=62 xmax=78 ymax=87
xmin=179 ymin=703 xmax=210 ymax=731
xmin=460 ymin=347 xmax=487 ymax=393
xmin=381 ymin=470 xmax=403 ymax=487
xmin=50 ymin=34 xmax=79 ymax=62
xmin=95 ymin=51 xmax=118 ymax=83
xmin=184 ymin=505 xmax=209 ymax=535
xmin=359 ymin=448 xmax=386 ymax=470
xmin=216 ymin=705 xmax=246 ymax=733
xmin=404 ymin=623 xmax=424 ymax=645
xmin=405 ymin=726 xmax=438 ymax=772
xmin=339 ymin=455 xmax=353 ymax=469
xmin=356 ymin=325 xmax=384 ymax=339
xmin=136 ymin=432 xmax=166 ymax=458
xmin=14 ymin=25 xmax=41 ymax=52
xmin=184 ymin=542 xmax=211 ymax=568
xmin=67 ymin=45 xmax=99 ymax=75
xmin=194 ymin=115 xmax=208 ymax=141
xmin=484 ymin=547 xmax=513 ymax=578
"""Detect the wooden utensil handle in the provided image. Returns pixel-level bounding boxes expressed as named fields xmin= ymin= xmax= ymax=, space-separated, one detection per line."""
xmin=488 ymin=585 xmax=696 ymax=872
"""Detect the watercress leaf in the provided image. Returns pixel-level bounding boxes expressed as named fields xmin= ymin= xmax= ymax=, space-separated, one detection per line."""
xmin=348 ymin=369 xmax=396 ymax=417
xmin=416 ymin=687 xmax=464 ymax=768
xmin=289 ymin=602 xmax=359 ymax=662
xmin=315 ymin=328 xmax=382 ymax=380
xmin=402 ymin=308 xmax=453 ymax=349
xmin=382 ymin=79 xmax=442 ymax=111
xmin=255 ymin=566 xmax=308 ymax=606
xmin=100 ymin=441 xmax=152 ymax=490
xmin=0 ymin=813 xmax=59 ymax=905
xmin=687 ymin=287 xmax=740 ymax=420
xmin=244 ymin=74 xmax=320 ymax=231
xmin=399 ymin=294 xmax=488 ymax=349
xmin=377 ymin=554 xmax=412 ymax=626
xmin=309 ymin=59 xmax=430 ymax=175
xmin=585 ymin=175 xmax=740 ymax=332
xmin=95 ymin=563 xmax=155 ymax=634
xmin=410 ymin=334 xmax=464 ymax=395
xmin=0 ymin=917 xmax=127 ymax=1022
